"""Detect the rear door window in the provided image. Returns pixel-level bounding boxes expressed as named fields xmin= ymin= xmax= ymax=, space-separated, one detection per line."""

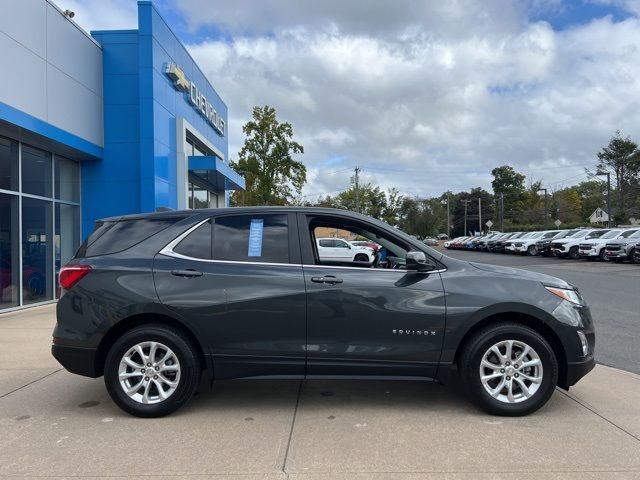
xmin=213 ymin=214 xmax=289 ymax=263
xmin=173 ymin=219 xmax=212 ymax=259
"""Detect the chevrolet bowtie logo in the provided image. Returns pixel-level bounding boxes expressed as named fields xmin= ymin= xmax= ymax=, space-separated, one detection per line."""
xmin=165 ymin=63 xmax=189 ymax=92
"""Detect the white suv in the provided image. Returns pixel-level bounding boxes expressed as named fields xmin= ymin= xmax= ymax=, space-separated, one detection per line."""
xmin=578 ymin=229 xmax=625 ymax=260
xmin=551 ymin=229 xmax=603 ymax=259
xmin=512 ymin=230 xmax=560 ymax=255
xmin=316 ymin=238 xmax=374 ymax=264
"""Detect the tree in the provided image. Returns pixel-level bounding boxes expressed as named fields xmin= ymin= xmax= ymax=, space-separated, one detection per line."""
xmin=230 ymin=106 xmax=306 ymax=206
xmin=573 ymin=180 xmax=606 ymax=220
xmin=315 ymin=184 xmax=403 ymax=225
xmin=592 ymin=131 xmax=640 ymax=220
xmin=491 ymin=165 xmax=527 ymax=220
xmin=397 ymin=197 xmax=446 ymax=238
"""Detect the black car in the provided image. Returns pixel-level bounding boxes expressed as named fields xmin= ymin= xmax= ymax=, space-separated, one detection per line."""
xmin=52 ymin=207 xmax=595 ymax=418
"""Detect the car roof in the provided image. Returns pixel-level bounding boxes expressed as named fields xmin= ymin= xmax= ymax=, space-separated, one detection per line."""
xmin=99 ymin=206 xmax=381 ymax=223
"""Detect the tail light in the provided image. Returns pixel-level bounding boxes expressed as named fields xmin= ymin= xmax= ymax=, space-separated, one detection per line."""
xmin=59 ymin=265 xmax=91 ymax=290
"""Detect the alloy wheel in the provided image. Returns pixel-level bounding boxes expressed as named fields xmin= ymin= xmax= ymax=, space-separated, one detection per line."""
xmin=479 ymin=340 xmax=543 ymax=404
xmin=118 ymin=341 xmax=181 ymax=404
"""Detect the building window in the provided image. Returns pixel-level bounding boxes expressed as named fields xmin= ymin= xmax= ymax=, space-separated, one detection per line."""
xmin=0 ymin=137 xmax=81 ymax=311
xmin=55 ymin=156 xmax=80 ymax=203
xmin=22 ymin=197 xmax=53 ymax=304
xmin=186 ymin=135 xmax=220 ymax=210
xmin=0 ymin=136 xmax=18 ymax=192
xmin=0 ymin=193 xmax=19 ymax=309
xmin=22 ymin=144 xmax=52 ymax=198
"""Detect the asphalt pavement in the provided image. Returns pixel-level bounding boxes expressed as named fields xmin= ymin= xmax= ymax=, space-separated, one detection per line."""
xmin=440 ymin=248 xmax=640 ymax=374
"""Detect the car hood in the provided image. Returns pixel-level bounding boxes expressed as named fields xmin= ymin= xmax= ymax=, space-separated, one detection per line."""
xmin=469 ymin=262 xmax=571 ymax=288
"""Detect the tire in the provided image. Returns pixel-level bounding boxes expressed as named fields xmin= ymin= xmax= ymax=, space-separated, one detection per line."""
xmin=598 ymin=249 xmax=607 ymax=262
xmin=354 ymin=253 xmax=369 ymax=262
xmin=104 ymin=324 xmax=201 ymax=418
xmin=459 ymin=322 xmax=558 ymax=416
xmin=568 ymin=246 xmax=580 ymax=260
xmin=630 ymin=248 xmax=638 ymax=264
xmin=527 ymin=245 xmax=537 ymax=256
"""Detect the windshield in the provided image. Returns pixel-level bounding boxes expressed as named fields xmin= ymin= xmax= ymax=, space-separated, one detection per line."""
xmin=569 ymin=230 xmax=590 ymax=238
xmin=585 ymin=230 xmax=609 ymax=239
xmin=620 ymin=230 xmax=640 ymax=238
xmin=529 ymin=232 xmax=544 ymax=239
xmin=599 ymin=230 xmax=622 ymax=239
xmin=555 ymin=230 xmax=577 ymax=239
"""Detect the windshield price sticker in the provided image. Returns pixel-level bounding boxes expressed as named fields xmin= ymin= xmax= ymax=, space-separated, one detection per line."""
xmin=248 ymin=219 xmax=264 ymax=257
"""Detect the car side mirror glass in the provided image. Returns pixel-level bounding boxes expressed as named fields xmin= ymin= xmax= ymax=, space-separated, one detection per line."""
xmin=405 ymin=251 xmax=435 ymax=272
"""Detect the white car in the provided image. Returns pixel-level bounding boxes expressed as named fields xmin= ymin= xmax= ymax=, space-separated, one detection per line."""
xmin=512 ymin=230 xmax=560 ymax=255
xmin=316 ymin=238 xmax=374 ymax=264
xmin=505 ymin=232 xmax=536 ymax=253
xmin=550 ymin=229 xmax=601 ymax=259
xmin=578 ymin=229 xmax=625 ymax=260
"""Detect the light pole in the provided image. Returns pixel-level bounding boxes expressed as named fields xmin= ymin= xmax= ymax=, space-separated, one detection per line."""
xmin=461 ymin=199 xmax=471 ymax=236
xmin=538 ymin=187 xmax=548 ymax=229
xmin=445 ymin=194 xmax=450 ymax=238
xmin=597 ymin=172 xmax=611 ymax=227
xmin=478 ymin=197 xmax=482 ymax=234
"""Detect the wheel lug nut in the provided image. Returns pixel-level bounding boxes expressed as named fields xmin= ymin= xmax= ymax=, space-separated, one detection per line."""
xmin=144 ymin=377 xmax=149 ymax=381
xmin=141 ymin=368 xmax=145 ymax=373
xmin=500 ymin=369 xmax=505 ymax=373
xmin=506 ymin=376 xmax=511 ymax=380
xmin=514 ymin=364 xmax=519 ymax=368
xmin=155 ymin=366 xmax=159 ymax=371
xmin=506 ymin=362 xmax=510 ymax=366
xmin=147 ymin=363 xmax=151 ymax=367
xmin=154 ymin=375 xmax=158 ymax=379
xmin=515 ymin=373 xmax=519 ymax=378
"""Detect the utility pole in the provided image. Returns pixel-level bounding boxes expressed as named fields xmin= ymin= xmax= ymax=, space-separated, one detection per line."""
xmin=351 ymin=166 xmax=361 ymax=213
xmin=538 ymin=187 xmax=548 ymax=229
xmin=500 ymin=193 xmax=504 ymax=232
xmin=597 ymin=172 xmax=611 ymax=227
xmin=461 ymin=199 xmax=472 ymax=236
xmin=446 ymin=193 xmax=450 ymax=238
xmin=478 ymin=197 xmax=482 ymax=234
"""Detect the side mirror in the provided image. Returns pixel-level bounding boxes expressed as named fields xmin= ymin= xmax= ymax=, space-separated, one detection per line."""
xmin=406 ymin=251 xmax=435 ymax=272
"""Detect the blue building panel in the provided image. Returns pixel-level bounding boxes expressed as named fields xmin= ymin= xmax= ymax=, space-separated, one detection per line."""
xmin=81 ymin=0 xmax=237 ymax=237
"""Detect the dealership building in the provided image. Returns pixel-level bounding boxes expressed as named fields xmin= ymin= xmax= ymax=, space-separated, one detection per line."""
xmin=0 ymin=0 xmax=244 ymax=311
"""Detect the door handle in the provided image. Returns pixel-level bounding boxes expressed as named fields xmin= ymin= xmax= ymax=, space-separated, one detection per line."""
xmin=171 ymin=269 xmax=203 ymax=278
xmin=311 ymin=275 xmax=343 ymax=285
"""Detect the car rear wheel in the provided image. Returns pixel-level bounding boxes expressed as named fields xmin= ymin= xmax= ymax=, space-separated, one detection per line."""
xmin=568 ymin=246 xmax=580 ymax=260
xmin=354 ymin=253 xmax=369 ymax=262
xmin=459 ymin=323 xmax=558 ymax=416
xmin=104 ymin=324 xmax=201 ymax=417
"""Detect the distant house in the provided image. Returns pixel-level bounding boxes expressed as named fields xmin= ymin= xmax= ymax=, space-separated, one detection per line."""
xmin=589 ymin=208 xmax=609 ymax=224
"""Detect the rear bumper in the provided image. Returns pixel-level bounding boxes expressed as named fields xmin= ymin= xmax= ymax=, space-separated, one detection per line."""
xmin=51 ymin=344 xmax=100 ymax=378
xmin=561 ymin=356 xmax=596 ymax=388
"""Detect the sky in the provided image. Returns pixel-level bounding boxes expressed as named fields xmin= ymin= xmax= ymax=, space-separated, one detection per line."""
xmin=63 ymin=0 xmax=640 ymax=200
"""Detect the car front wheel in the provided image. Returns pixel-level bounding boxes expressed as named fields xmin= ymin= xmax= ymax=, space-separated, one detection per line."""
xmin=459 ymin=323 xmax=558 ymax=416
xmin=568 ymin=246 xmax=580 ymax=260
xmin=104 ymin=324 xmax=201 ymax=417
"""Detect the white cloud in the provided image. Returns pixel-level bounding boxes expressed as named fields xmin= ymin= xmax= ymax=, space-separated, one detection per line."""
xmin=67 ymin=0 xmax=640 ymax=200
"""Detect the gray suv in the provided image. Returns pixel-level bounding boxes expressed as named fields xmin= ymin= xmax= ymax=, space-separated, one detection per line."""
xmin=52 ymin=207 xmax=595 ymax=418
xmin=604 ymin=229 xmax=640 ymax=262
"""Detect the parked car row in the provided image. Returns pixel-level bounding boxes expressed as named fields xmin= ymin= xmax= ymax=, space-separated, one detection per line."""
xmin=444 ymin=228 xmax=640 ymax=263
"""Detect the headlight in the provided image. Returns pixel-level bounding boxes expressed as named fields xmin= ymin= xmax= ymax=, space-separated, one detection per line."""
xmin=545 ymin=286 xmax=585 ymax=305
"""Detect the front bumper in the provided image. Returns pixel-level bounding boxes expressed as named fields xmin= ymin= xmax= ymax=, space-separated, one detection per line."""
xmin=52 ymin=344 xmax=100 ymax=378
xmin=562 ymin=356 xmax=596 ymax=388
xmin=578 ymin=248 xmax=599 ymax=257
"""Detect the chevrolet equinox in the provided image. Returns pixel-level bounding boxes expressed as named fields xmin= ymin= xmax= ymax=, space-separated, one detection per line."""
xmin=52 ymin=207 xmax=595 ymax=417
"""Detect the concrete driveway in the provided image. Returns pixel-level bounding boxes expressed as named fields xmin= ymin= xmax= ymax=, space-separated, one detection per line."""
xmin=1 ymin=304 xmax=639 ymax=479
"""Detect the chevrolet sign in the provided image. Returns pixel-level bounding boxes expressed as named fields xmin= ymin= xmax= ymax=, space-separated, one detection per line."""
xmin=165 ymin=62 xmax=225 ymax=137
